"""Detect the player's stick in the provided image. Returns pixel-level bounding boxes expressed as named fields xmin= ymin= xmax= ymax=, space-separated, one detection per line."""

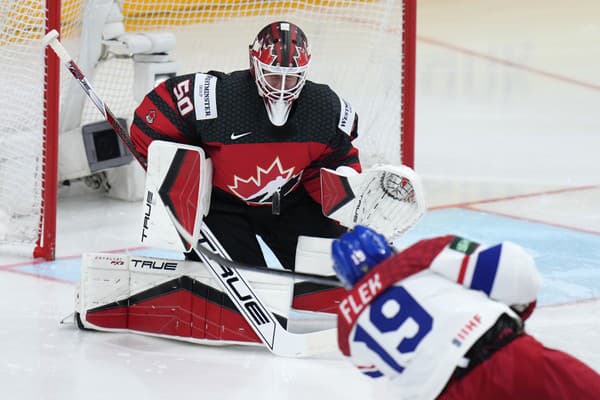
xmin=194 ymin=245 xmax=341 ymax=286
xmin=164 ymin=207 xmax=338 ymax=356
xmin=43 ymin=30 xmax=338 ymax=357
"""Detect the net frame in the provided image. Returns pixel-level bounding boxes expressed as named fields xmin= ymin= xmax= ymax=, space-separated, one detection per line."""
xmin=0 ymin=0 xmax=415 ymax=260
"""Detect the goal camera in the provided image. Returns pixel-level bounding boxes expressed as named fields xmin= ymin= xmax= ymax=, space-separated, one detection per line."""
xmin=82 ymin=119 xmax=133 ymax=173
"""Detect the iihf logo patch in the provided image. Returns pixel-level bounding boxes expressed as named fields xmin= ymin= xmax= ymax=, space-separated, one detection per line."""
xmin=452 ymin=314 xmax=482 ymax=348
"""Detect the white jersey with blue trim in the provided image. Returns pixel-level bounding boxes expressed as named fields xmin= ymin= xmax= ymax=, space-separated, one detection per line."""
xmin=428 ymin=239 xmax=542 ymax=307
xmin=346 ymin=270 xmax=518 ymax=400
xmin=336 ymin=236 xmax=542 ymax=399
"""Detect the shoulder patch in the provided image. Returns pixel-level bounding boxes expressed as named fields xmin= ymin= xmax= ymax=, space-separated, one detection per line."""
xmin=194 ymin=73 xmax=218 ymax=120
xmin=449 ymin=237 xmax=480 ymax=255
xmin=338 ymin=98 xmax=356 ymax=136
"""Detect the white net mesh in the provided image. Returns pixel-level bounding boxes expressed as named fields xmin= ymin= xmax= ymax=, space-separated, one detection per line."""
xmin=78 ymin=0 xmax=410 ymax=165
xmin=0 ymin=0 xmax=412 ymax=252
xmin=0 ymin=1 xmax=46 ymax=245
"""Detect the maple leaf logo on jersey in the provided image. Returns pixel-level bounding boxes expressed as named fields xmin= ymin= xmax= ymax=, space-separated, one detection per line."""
xmin=228 ymin=157 xmax=302 ymax=205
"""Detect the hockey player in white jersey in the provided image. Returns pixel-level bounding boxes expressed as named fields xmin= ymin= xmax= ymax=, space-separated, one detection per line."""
xmin=331 ymin=225 xmax=600 ymax=400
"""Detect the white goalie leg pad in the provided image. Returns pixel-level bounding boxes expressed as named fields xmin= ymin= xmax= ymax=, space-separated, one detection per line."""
xmin=294 ymin=236 xmax=335 ymax=276
xmin=289 ymin=236 xmax=339 ymax=332
xmin=77 ymin=253 xmax=294 ymax=344
xmin=77 ymin=253 xmax=189 ymax=331
xmin=77 ymin=253 xmax=132 ymax=331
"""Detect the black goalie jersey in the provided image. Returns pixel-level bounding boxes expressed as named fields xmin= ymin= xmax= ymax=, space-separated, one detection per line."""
xmin=130 ymin=69 xmax=361 ymax=208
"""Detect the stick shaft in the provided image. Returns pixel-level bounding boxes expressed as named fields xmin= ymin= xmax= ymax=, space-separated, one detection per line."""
xmin=43 ymin=30 xmax=148 ymax=170
xmin=194 ymin=243 xmax=341 ymax=286
xmin=166 ymin=207 xmax=338 ymax=356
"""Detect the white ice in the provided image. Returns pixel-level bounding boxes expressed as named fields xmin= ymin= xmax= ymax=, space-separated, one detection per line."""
xmin=1 ymin=1 xmax=600 ymax=399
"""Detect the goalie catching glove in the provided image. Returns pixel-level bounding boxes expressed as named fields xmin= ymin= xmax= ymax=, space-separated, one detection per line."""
xmin=321 ymin=164 xmax=426 ymax=242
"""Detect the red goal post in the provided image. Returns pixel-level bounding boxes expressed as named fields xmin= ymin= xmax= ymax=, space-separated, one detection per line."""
xmin=0 ymin=0 xmax=415 ymax=260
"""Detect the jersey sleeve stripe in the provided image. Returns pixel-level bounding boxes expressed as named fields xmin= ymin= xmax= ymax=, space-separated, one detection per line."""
xmin=304 ymin=155 xmax=360 ymax=182
xmin=304 ymin=146 xmax=360 ymax=181
xmin=457 ymin=254 xmax=471 ymax=284
xmin=470 ymin=244 xmax=502 ymax=295
xmin=132 ymin=114 xmax=174 ymax=140
xmin=146 ymin=90 xmax=196 ymax=141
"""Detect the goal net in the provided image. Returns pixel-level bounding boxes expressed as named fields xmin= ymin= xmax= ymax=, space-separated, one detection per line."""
xmin=0 ymin=0 xmax=415 ymax=259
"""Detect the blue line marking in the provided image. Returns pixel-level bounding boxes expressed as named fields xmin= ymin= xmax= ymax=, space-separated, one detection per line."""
xmin=8 ymin=209 xmax=600 ymax=306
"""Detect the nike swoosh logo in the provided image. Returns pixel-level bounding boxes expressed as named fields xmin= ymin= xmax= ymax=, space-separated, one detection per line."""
xmin=230 ymin=131 xmax=254 ymax=140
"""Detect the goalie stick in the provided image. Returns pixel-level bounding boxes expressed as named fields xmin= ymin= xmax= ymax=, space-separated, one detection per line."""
xmin=42 ymin=30 xmax=148 ymax=170
xmin=169 ymin=211 xmax=338 ymax=356
xmin=195 ymin=246 xmax=341 ymax=287
xmin=43 ymin=30 xmax=337 ymax=357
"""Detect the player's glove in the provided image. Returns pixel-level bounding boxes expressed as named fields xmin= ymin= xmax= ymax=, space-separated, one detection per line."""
xmin=332 ymin=225 xmax=394 ymax=289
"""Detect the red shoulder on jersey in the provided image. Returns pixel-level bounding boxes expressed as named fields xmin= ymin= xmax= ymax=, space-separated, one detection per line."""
xmin=130 ymin=77 xmax=194 ymax=158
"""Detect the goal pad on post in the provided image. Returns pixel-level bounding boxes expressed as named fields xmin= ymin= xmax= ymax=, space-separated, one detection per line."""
xmin=0 ymin=0 xmax=415 ymax=260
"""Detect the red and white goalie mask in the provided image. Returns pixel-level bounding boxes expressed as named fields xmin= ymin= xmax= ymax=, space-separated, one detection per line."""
xmin=249 ymin=21 xmax=311 ymax=126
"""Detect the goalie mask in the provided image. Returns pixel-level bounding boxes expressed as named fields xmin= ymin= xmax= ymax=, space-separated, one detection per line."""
xmin=249 ymin=21 xmax=311 ymax=126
